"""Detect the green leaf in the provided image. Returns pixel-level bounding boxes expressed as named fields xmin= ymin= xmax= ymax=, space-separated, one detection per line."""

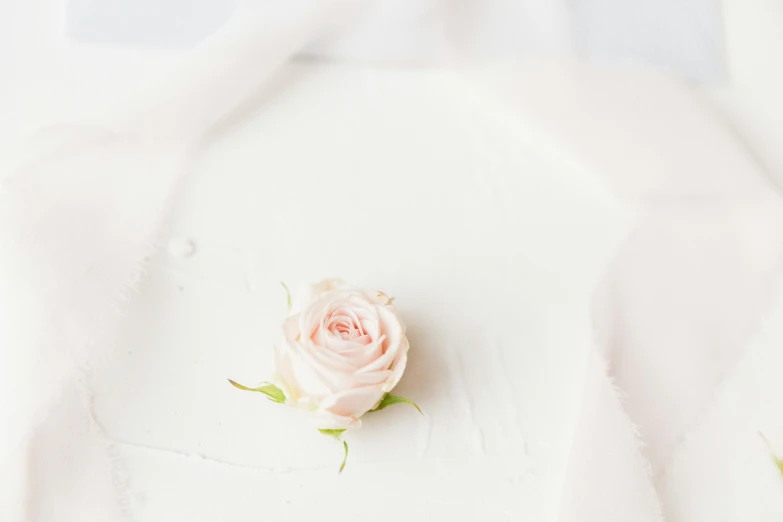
xmin=318 ymin=428 xmax=345 ymax=442
xmin=373 ymin=393 xmax=423 ymax=415
xmin=280 ymin=282 xmax=292 ymax=310
xmin=318 ymin=429 xmax=349 ymax=473
xmin=228 ymin=379 xmax=286 ymax=403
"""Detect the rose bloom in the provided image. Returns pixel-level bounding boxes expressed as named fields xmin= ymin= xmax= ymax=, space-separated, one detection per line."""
xmin=274 ymin=279 xmax=409 ymax=430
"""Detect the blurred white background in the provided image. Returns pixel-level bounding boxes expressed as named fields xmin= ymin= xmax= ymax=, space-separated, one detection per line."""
xmin=1 ymin=1 xmax=783 ymax=188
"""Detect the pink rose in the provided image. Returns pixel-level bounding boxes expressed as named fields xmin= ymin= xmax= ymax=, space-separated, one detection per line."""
xmin=274 ymin=279 xmax=410 ymax=430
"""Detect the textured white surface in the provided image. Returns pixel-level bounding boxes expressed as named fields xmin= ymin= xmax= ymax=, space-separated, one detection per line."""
xmin=88 ymin=64 xmax=634 ymax=521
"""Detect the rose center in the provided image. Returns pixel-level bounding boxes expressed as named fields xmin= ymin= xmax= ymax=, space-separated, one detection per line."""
xmin=327 ymin=315 xmax=354 ymax=338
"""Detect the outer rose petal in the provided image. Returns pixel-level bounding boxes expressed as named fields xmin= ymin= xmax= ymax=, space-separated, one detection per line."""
xmin=321 ymin=386 xmax=386 ymax=420
xmin=365 ymin=289 xmax=394 ymax=307
xmin=311 ymin=409 xmax=362 ymax=430
xmin=282 ymin=314 xmax=300 ymax=343
xmin=273 ymin=345 xmax=300 ymax=401
xmin=382 ymin=335 xmax=410 ymax=392
xmin=357 ymin=305 xmax=404 ymax=373
xmin=290 ymin=279 xmax=346 ymax=315
xmin=279 ymin=341 xmax=333 ymax=399
xmin=351 ymin=369 xmax=392 ymax=385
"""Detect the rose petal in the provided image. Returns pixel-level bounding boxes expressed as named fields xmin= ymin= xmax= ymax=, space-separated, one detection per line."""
xmin=305 ymin=335 xmax=363 ymax=372
xmin=321 ymin=386 xmax=386 ymax=419
xmin=282 ymin=314 xmax=300 ymax=343
xmin=290 ymin=279 xmax=346 ymax=315
xmin=357 ymin=305 xmax=404 ymax=373
xmin=351 ymin=369 xmax=392 ymax=386
xmin=383 ymin=335 xmax=410 ymax=392
xmin=273 ymin=344 xmax=302 ymax=400
xmin=311 ymin=409 xmax=362 ymax=430
xmin=281 ymin=341 xmax=335 ymax=399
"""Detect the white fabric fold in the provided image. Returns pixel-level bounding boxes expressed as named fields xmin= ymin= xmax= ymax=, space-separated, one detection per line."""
xmin=489 ymin=62 xmax=783 ymax=521
xmin=558 ymin=351 xmax=662 ymax=522
xmin=0 ymin=3 xmax=364 ymax=520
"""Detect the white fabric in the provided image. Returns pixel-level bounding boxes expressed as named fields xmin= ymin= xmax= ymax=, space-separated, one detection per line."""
xmin=487 ymin=62 xmax=783 ymax=521
xmin=3 ymin=2 xmax=783 ymax=522
xmin=0 ymin=3 xmax=364 ymax=520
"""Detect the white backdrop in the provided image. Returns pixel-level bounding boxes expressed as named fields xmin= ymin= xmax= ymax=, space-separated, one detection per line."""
xmin=4 ymin=1 xmax=783 ymax=521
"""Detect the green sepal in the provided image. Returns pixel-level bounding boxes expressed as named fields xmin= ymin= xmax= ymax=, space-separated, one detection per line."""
xmin=318 ymin=428 xmax=346 ymax=441
xmin=281 ymin=282 xmax=292 ymax=310
xmin=228 ymin=379 xmax=286 ymax=403
xmin=318 ymin=429 xmax=349 ymax=473
xmin=759 ymin=432 xmax=783 ymax=476
xmin=373 ymin=393 xmax=422 ymax=415
xmin=339 ymin=440 xmax=349 ymax=473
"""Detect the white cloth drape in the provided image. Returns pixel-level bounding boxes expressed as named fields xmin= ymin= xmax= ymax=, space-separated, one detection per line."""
xmin=488 ymin=63 xmax=783 ymax=521
xmin=0 ymin=3 xmax=364 ymax=519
